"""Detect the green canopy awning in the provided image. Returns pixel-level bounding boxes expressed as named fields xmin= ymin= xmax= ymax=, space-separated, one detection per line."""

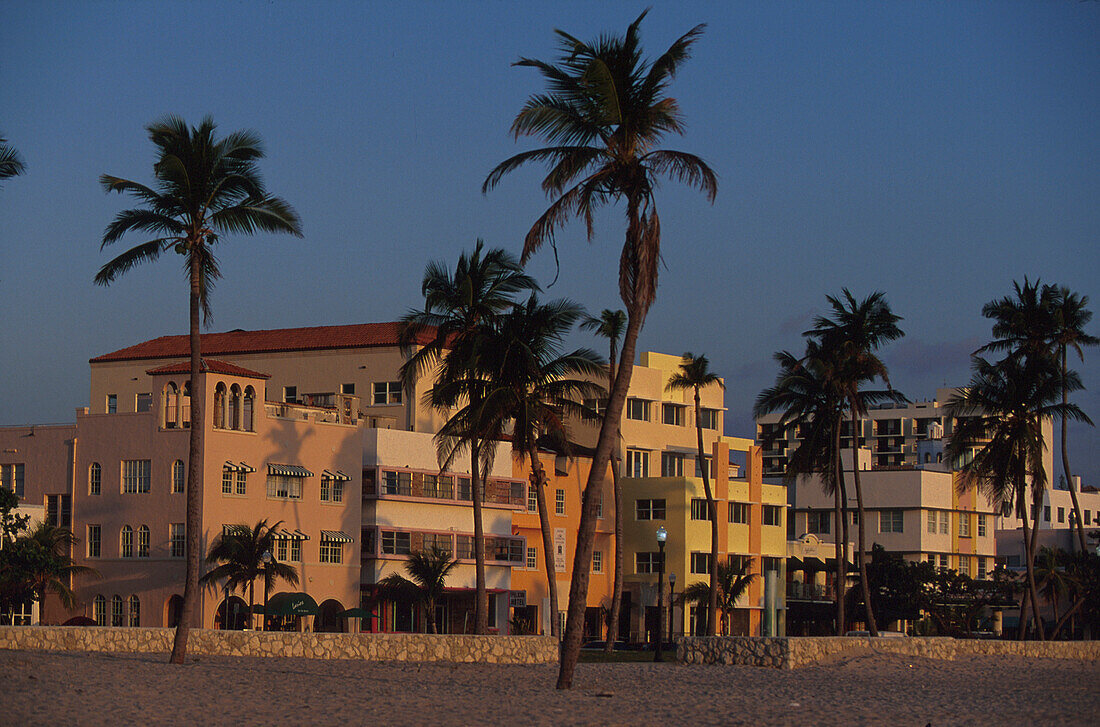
xmin=265 ymin=591 xmax=319 ymax=616
xmin=340 ymin=607 xmax=374 ymax=618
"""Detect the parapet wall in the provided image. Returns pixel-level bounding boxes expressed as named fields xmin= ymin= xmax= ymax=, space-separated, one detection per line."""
xmin=677 ymin=636 xmax=1100 ymax=669
xmin=0 ymin=627 xmax=558 ymax=664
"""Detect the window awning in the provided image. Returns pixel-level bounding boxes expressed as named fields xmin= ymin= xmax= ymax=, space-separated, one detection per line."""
xmin=238 ymin=462 xmax=256 ymax=473
xmin=268 ymin=463 xmax=313 ymax=477
xmin=272 ymin=529 xmax=310 ymax=541
xmin=322 ymin=469 xmax=351 ymax=481
xmin=320 ymin=530 xmax=354 ymax=543
xmin=223 ymin=461 xmax=256 ymax=473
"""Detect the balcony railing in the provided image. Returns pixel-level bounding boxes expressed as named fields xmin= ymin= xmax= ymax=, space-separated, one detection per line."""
xmin=264 ymin=396 xmax=359 ymax=426
xmin=786 ymin=581 xmax=836 ymax=601
xmin=367 ymin=529 xmax=524 ymax=564
xmin=363 ymin=468 xmax=525 ymax=507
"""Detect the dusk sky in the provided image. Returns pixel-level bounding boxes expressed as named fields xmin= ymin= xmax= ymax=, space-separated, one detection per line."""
xmin=3 ymin=2 xmax=1098 ymax=484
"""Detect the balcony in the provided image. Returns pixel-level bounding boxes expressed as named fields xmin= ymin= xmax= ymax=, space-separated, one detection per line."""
xmin=264 ymin=397 xmax=358 ymax=426
xmin=786 ymin=581 xmax=835 ymax=602
xmin=367 ymin=529 xmax=524 ymax=565
xmin=363 ymin=468 xmax=525 ymax=508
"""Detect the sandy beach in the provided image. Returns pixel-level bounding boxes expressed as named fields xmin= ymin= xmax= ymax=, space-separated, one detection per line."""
xmin=3 ymin=649 xmax=1097 ymax=726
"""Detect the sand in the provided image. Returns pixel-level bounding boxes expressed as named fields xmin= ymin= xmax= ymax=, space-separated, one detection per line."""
xmin=3 ymin=649 xmax=1097 ymax=726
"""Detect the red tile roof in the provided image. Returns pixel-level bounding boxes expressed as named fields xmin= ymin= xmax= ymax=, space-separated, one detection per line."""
xmin=92 ymin=322 xmax=433 ymax=363
xmin=146 ymin=358 xmax=271 ymax=380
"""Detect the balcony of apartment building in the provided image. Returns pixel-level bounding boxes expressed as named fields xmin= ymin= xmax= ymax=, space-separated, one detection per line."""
xmin=872 ymin=419 xmax=902 ymax=438
xmin=362 ymin=528 xmax=525 ymax=565
xmin=362 ymin=467 xmax=526 ymax=508
xmin=264 ymin=393 xmax=361 ymax=427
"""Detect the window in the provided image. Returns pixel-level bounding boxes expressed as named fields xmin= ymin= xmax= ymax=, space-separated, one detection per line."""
xmin=959 ymin=512 xmax=971 ymax=537
xmin=592 ymin=550 xmax=603 ymax=573
xmin=958 ymin=555 xmax=970 ymax=577
xmin=526 ymin=547 xmax=537 ymax=570
xmin=382 ymin=471 xmax=412 ymax=496
xmin=555 ymin=489 xmax=565 ymax=516
xmin=111 ymin=595 xmax=124 ymax=626
xmin=242 ymin=387 xmax=255 ymax=431
xmin=939 ymin=511 xmax=949 ymax=534
xmin=1044 ymin=505 xmax=1051 ymax=522
xmin=691 ymin=552 xmax=712 ymax=575
xmin=106 ymin=394 xmax=117 ymax=414
xmin=267 ymin=474 xmax=304 ymax=500
xmin=852 ymin=510 xmax=859 ymax=525
xmin=283 ymin=386 xmax=297 ymax=404
xmin=122 ymin=460 xmax=150 ymax=494
xmin=46 ymin=494 xmax=71 ymax=527
xmin=121 ymin=525 xmax=133 ymax=558
xmin=635 ymin=552 xmax=660 ymax=574
xmin=625 ymin=449 xmax=649 ymax=477
xmin=763 ymin=505 xmax=783 ymax=527
xmin=626 ymin=398 xmax=650 ymax=421
xmin=1086 ymin=510 xmax=1092 ymax=526
xmin=89 ymin=462 xmax=102 ymax=495
xmin=927 ymin=510 xmax=936 ymax=534
xmin=728 ymin=554 xmax=749 ymax=571
xmin=170 ymin=523 xmax=185 ymax=558
xmin=879 ymin=510 xmax=904 ymax=533
xmin=341 ymin=383 xmax=355 ymax=395
xmin=596 ymin=491 xmax=603 ymax=519
xmin=729 ymin=502 xmax=748 ymax=524
xmin=661 ymin=452 xmax=684 ymax=477
xmin=977 ymin=514 xmax=987 ymax=537
xmin=276 ymin=538 xmax=302 ymax=562
xmin=977 ymin=558 xmax=988 ymax=580
xmin=381 ymin=531 xmax=412 ymax=555
xmin=1057 ymin=507 xmax=1065 ymax=524
xmin=807 ymin=511 xmax=830 ymax=535
xmin=136 ymin=393 xmax=152 ymax=413
xmin=222 ymin=468 xmax=233 ymax=494
xmin=171 ymin=460 xmax=184 ymax=494
xmin=695 ymin=456 xmax=712 ymax=480
xmin=527 ymin=485 xmax=537 ymax=512
xmin=87 ymin=524 xmax=101 ymax=558
xmin=938 ymin=554 xmax=949 ymax=571
xmin=319 ymin=538 xmax=344 ymax=564
xmin=93 ymin=595 xmax=106 ymax=626
xmin=636 ymin=498 xmax=666 ymax=520
xmin=128 ymin=595 xmax=140 ymax=627
xmin=583 ymin=398 xmax=607 ymax=417
xmin=138 ymin=525 xmax=149 ymax=557
xmin=213 ymin=383 xmax=227 ymax=428
xmin=0 ymin=463 xmax=25 ymax=497
xmin=699 ymin=408 xmax=719 ymax=430
xmin=373 ymin=381 xmax=402 ymax=405
xmin=691 ymin=498 xmax=709 ymax=521
xmin=236 ymin=471 xmax=247 ymax=496
xmin=662 ymin=403 xmax=683 ymax=426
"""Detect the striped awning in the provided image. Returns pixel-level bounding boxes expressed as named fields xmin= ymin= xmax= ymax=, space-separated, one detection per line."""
xmin=272 ymin=529 xmax=310 ymax=541
xmin=238 ymin=462 xmax=256 ymax=473
xmin=322 ymin=469 xmax=351 ymax=481
xmin=320 ymin=530 xmax=354 ymax=543
xmin=268 ymin=463 xmax=313 ymax=477
xmin=224 ymin=461 xmax=257 ymax=473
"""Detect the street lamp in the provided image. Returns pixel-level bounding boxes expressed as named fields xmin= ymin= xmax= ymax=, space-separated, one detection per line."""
xmin=261 ymin=550 xmax=273 ymax=632
xmin=654 ymin=526 xmax=667 ymax=663
xmin=668 ymin=572 xmax=676 ymax=646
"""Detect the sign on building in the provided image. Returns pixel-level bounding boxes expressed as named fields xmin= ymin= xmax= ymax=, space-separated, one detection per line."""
xmin=554 ymin=528 xmax=567 ymax=572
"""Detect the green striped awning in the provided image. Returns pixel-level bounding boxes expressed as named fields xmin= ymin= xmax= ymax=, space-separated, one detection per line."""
xmin=272 ymin=529 xmax=310 ymax=541
xmin=322 ymin=469 xmax=351 ymax=481
xmin=320 ymin=530 xmax=354 ymax=543
xmin=268 ymin=463 xmax=313 ymax=477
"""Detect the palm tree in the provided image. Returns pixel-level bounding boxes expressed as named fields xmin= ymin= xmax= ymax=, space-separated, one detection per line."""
xmin=666 ymin=352 xmax=725 ymax=635
xmin=3 ymin=522 xmax=97 ymax=611
xmin=471 ymin=296 xmax=604 ymax=639
xmin=947 ymin=354 xmax=1086 ymax=640
xmin=806 ymin=290 xmax=905 ymax=638
xmin=399 ymin=241 xmax=538 ymax=634
xmin=678 ymin=558 xmax=758 ymax=636
xmin=96 ymin=116 xmax=301 ymax=662
xmin=485 ymin=11 xmax=717 ymax=689
xmin=0 ymin=135 xmax=26 ymax=184
xmin=200 ymin=519 xmax=299 ymax=630
xmin=754 ymin=341 xmax=850 ymax=634
xmin=379 ymin=546 xmax=459 ymax=634
xmin=580 ymin=308 xmax=627 ymax=651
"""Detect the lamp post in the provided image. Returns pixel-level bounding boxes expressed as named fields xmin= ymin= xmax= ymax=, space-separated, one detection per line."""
xmin=261 ymin=550 xmax=273 ymax=632
xmin=668 ymin=572 xmax=676 ymax=646
xmin=654 ymin=526 xmax=667 ymax=663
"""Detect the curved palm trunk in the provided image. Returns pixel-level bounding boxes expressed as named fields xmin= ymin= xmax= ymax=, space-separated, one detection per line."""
xmin=558 ymin=305 xmax=646 ymax=689
xmin=470 ymin=440 xmax=488 ymax=634
xmin=170 ymin=249 xmax=205 ymax=664
xmin=1018 ymin=480 xmax=1045 ymax=640
xmin=1061 ymin=348 xmax=1088 ymax=554
xmin=605 ymin=343 xmax=624 ymax=654
xmin=832 ymin=428 xmax=846 ymax=635
xmin=427 ymin=596 xmax=438 ymax=634
xmin=693 ymin=387 xmax=719 ymax=636
xmin=849 ymin=407 xmax=878 ymax=636
xmin=528 ymin=449 xmax=560 ymax=639
xmin=248 ymin=578 xmax=255 ymax=631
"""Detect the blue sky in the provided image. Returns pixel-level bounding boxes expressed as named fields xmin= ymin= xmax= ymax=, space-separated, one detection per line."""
xmin=3 ymin=1 xmax=1098 ymax=484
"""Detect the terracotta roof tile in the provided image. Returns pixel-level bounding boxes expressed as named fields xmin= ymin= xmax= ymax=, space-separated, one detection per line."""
xmin=92 ymin=322 xmax=433 ymax=363
xmin=146 ymin=358 xmax=271 ymax=380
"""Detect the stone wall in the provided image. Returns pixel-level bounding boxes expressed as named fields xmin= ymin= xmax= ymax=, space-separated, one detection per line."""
xmin=0 ymin=627 xmax=558 ymax=664
xmin=677 ymin=636 xmax=1100 ymax=669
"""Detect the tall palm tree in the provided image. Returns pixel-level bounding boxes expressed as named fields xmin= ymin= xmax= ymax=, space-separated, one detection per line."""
xmin=947 ymin=354 xmax=1086 ymax=640
xmin=580 ymin=308 xmax=627 ymax=651
xmin=754 ymin=340 xmax=850 ymax=634
xmin=200 ymin=519 xmax=299 ymax=629
xmin=678 ymin=558 xmax=758 ymax=636
xmin=0 ymin=135 xmax=26 ymax=184
xmin=471 ymin=295 xmax=604 ymax=639
xmin=399 ymin=241 xmax=538 ymax=634
xmin=96 ymin=116 xmax=301 ymax=662
xmin=485 ymin=11 xmax=717 ymax=689
xmin=379 ymin=546 xmax=459 ymax=634
xmin=806 ymin=290 xmax=905 ymax=638
xmin=666 ymin=352 xmax=725 ymax=635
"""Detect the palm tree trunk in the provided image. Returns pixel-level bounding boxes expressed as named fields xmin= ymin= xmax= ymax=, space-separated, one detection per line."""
xmin=470 ymin=439 xmax=488 ymax=634
xmin=1062 ymin=348 xmax=1089 ymax=554
xmin=248 ymin=579 xmax=255 ymax=631
xmin=694 ymin=387 xmax=719 ymax=636
xmin=604 ymin=343 xmax=624 ymax=654
xmin=1019 ymin=482 xmax=1045 ymax=640
xmin=170 ymin=248 xmax=205 ymax=664
xmin=558 ymin=304 xmax=645 ymax=690
xmin=528 ymin=449 xmax=560 ymax=639
xmin=833 ymin=427 xmax=846 ymax=636
xmin=1051 ymin=596 xmax=1084 ymax=640
xmin=427 ymin=597 xmax=438 ymax=634
xmin=850 ymin=407 xmax=878 ymax=636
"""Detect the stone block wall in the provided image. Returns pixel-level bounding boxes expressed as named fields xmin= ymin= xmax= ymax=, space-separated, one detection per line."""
xmin=0 ymin=627 xmax=558 ymax=664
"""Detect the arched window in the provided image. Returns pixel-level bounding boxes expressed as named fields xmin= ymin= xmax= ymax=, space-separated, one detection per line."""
xmin=93 ymin=595 xmax=106 ymax=626
xmin=121 ymin=525 xmax=133 ymax=558
xmin=182 ymin=381 xmax=192 ymax=428
xmin=138 ymin=525 xmax=150 ymax=557
xmin=128 ymin=595 xmax=140 ymax=627
xmin=172 ymin=460 xmax=185 ymax=494
xmin=89 ymin=462 xmax=102 ymax=496
xmin=213 ymin=383 xmax=227 ymax=429
xmin=243 ymin=387 xmax=255 ymax=432
xmin=229 ymin=384 xmax=242 ymax=430
xmin=164 ymin=381 xmax=179 ymax=429
xmin=111 ymin=595 xmax=124 ymax=626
